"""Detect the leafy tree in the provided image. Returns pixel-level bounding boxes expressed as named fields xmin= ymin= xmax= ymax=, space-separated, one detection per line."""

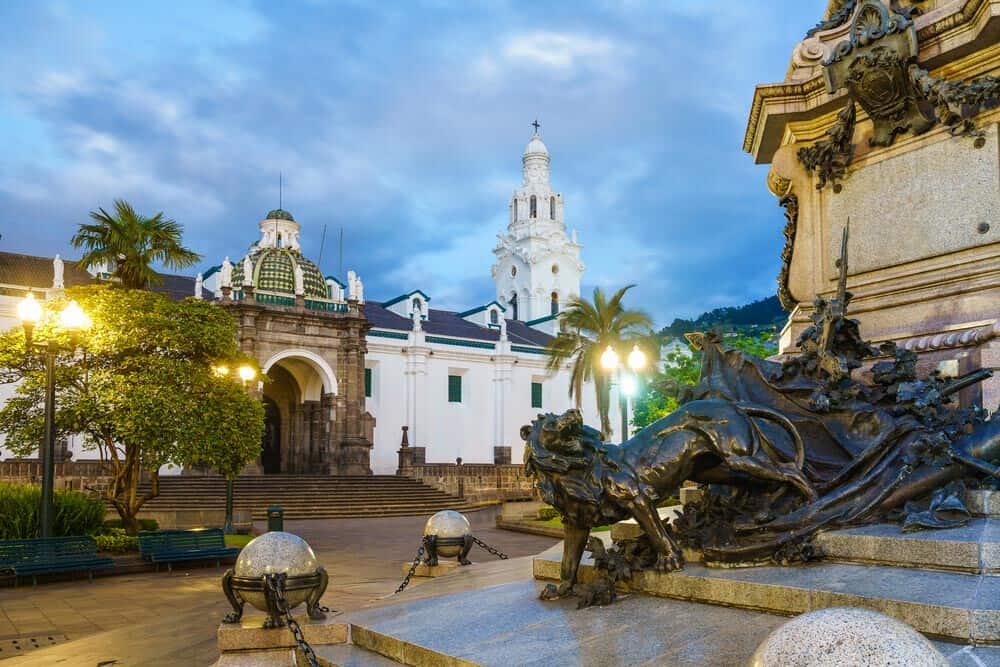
xmin=545 ymin=285 xmax=653 ymax=438
xmin=71 ymin=199 xmax=202 ymax=289
xmin=631 ymin=331 xmax=776 ymax=430
xmin=0 ymin=286 xmax=263 ymax=534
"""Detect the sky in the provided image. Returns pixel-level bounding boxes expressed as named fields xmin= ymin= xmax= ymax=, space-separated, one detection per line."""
xmin=0 ymin=1 xmax=827 ymax=327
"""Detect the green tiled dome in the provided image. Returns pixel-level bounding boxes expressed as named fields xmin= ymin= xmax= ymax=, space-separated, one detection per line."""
xmin=265 ymin=208 xmax=295 ymax=222
xmin=233 ymin=248 xmax=327 ymax=298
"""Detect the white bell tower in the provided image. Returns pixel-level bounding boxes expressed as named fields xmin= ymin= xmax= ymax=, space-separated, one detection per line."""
xmin=492 ymin=123 xmax=584 ymax=322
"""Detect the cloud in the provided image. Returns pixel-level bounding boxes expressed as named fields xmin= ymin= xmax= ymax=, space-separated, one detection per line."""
xmin=502 ymin=31 xmax=615 ymax=70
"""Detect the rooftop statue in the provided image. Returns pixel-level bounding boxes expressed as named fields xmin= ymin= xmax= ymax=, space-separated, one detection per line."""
xmin=524 ymin=227 xmax=999 ymax=604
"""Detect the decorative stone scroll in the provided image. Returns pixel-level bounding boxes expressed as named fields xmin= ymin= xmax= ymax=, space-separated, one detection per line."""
xmin=798 ymin=0 xmax=999 ymax=191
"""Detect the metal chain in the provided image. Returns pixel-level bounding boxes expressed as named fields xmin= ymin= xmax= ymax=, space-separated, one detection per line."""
xmin=473 ymin=536 xmax=509 ymax=560
xmin=394 ymin=542 xmax=426 ymax=595
xmin=263 ymin=573 xmax=322 ymax=667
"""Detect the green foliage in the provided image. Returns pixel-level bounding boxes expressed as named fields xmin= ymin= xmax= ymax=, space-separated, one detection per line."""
xmin=545 ymin=285 xmax=655 ymax=439
xmin=0 ymin=285 xmax=264 ymax=534
xmin=631 ymin=331 xmax=776 ymax=430
xmin=71 ymin=199 xmax=202 ymax=290
xmin=103 ymin=518 xmax=159 ymax=532
xmin=0 ymin=483 xmax=105 ymax=539
xmin=537 ymin=506 xmax=560 ymax=521
xmin=93 ymin=528 xmax=139 ymax=553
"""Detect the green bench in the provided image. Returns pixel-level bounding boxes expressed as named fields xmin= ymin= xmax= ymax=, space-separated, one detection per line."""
xmin=0 ymin=536 xmax=115 ymax=587
xmin=138 ymin=529 xmax=240 ymax=573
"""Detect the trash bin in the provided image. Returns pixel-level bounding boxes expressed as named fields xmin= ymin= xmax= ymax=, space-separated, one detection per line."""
xmin=267 ymin=505 xmax=284 ymax=532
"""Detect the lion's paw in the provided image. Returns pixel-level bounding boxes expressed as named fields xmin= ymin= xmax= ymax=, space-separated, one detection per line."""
xmin=539 ymin=583 xmax=573 ymax=601
xmin=655 ymin=549 xmax=684 ymax=573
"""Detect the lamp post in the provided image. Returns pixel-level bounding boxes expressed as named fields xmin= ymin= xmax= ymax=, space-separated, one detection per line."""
xmin=17 ymin=292 xmax=91 ymax=538
xmin=601 ymin=343 xmax=647 ymax=444
xmin=215 ymin=364 xmax=257 ymax=534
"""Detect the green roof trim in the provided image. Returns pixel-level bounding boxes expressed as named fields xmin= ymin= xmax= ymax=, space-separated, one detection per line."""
xmin=511 ymin=344 xmax=547 ymax=355
xmin=426 ymin=335 xmax=495 ymax=350
xmin=382 ymin=290 xmax=431 ymax=308
xmin=306 ymin=299 xmax=348 ymax=312
xmin=456 ymin=301 xmax=507 ymax=318
xmin=369 ymin=329 xmax=409 ymax=340
xmin=525 ymin=314 xmax=558 ymax=326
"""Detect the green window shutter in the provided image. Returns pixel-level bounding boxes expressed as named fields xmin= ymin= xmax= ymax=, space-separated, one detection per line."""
xmin=364 ymin=368 xmax=372 ymax=398
xmin=448 ymin=375 xmax=462 ymax=403
xmin=531 ymin=382 xmax=543 ymax=409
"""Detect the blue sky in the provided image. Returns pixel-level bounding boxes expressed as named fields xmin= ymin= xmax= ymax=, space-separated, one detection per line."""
xmin=0 ymin=1 xmax=826 ymax=326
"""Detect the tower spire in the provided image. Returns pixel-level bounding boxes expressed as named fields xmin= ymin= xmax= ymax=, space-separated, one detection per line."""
xmin=531 ymin=118 xmax=541 ymax=135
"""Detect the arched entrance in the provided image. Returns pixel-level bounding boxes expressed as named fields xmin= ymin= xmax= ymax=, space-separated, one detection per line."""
xmin=261 ymin=350 xmax=339 ymax=474
xmin=261 ymin=397 xmax=281 ymax=474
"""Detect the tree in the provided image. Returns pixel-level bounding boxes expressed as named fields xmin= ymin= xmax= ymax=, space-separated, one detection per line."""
xmin=71 ymin=199 xmax=202 ymax=289
xmin=632 ymin=331 xmax=777 ymax=430
xmin=0 ymin=286 xmax=264 ymax=534
xmin=544 ymin=285 xmax=653 ymax=438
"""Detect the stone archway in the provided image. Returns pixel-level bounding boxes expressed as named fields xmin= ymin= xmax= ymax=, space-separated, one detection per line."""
xmin=262 ymin=352 xmax=337 ymax=474
xmin=261 ymin=396 xmax=282 ymax=474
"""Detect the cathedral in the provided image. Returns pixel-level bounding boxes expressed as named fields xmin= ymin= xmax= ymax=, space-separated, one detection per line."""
xmin=0 ymin=128 xmax=614 ymax=475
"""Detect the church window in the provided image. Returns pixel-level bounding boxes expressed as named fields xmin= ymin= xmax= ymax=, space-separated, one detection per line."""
xmin=551 ymin=292 xmax=559 ymax=316
xmin=551 ymin=264 xmax=559 ymax=275
xmin=412 ymin=297 xmax=422 ymax=314
xmin=448 ymin=375 xmax=463 ymax=403
xmin=512 ymin=200 xmax=518 ymax=220
xmin=364 ymin=368 xmax=372 ymax=398
xmin=530 ymin=195 xmax=537 ymax=218
xmin=490 ymin=309 xmax=499 ymax=325
xmin=510 ymin=265 xmax=516 ymax=277
xmin=510 ymin=293 xmax=518 ymax=321
xmin=531 ymin=382 xmax=543 ymax=409
xmin=550 ymin=196 xmax=556 ymax=220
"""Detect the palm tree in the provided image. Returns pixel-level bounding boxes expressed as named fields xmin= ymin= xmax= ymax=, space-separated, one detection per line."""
xmin=71 ymin=199 xmax=202 ymax=290
xmin=545 ymin=284 xmax=653 ymax=438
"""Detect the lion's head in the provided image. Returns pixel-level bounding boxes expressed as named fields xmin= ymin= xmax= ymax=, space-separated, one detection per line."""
xmin=521 ymin=410 xmax=611 ymax=520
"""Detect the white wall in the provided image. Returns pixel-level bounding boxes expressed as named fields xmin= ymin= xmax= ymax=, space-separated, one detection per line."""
xmin=364 ymin=328 xmax=617 ymax=475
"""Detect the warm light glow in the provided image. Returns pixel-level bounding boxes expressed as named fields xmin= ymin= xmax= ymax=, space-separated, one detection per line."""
xmin=215 ymin=365 xmax=230 ymax=377
xmin=17 ymin=293 xmax=42 ymax=324
xmin=59 ymin=300 xmax=91 ymax=331
xmin=621 ymin=374 xmax=638 ymax=397
xmin=238 ymin=365 xmax=256 ymax=382
xmin=600 ymin=345 xmax=619 ymax=371
xmin=627 ymin=344 xmax=647 ymax=371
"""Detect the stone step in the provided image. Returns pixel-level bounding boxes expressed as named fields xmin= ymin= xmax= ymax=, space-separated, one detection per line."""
xmin=814 ymin=519 xmax=1000 ymax=573
xmin=317 ymin=643 xmax=404 ymax=666
xmin=533 ymin=551 xmax=1000 ymax=643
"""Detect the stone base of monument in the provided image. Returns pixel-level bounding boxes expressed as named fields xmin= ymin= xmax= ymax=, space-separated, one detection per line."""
xmin=400 ymin=560 xmax=461 ymax=578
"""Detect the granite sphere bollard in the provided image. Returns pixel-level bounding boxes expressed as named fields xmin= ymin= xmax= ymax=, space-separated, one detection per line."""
xmin=221 ymin=531 xmax=329 ymax=628
xmin=423 ymin=510 xmax=473 ymax=566
xmin=749 ymin=607 xmax=947 ymax=667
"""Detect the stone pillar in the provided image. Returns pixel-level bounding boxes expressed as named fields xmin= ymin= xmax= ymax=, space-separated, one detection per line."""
xmin=981 ymin=341 xmax=1000 ymax=413
xmin=336 ymin=332 xmax=373 ymax=475
xmin=492 ymin=352 xmax=514 ymax=447
xmin=397 ymin=426 xmax=414 ymax=474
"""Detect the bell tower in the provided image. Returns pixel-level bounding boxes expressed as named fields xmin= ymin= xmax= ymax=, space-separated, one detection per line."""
xmin=492 ymin=123 xmax=584 ymax=322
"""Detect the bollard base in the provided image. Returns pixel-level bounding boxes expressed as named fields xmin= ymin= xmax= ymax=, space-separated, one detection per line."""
xmin=214 ymin=612 xmax=346 ymax=666
xmin=400 ymin=560 xmax=462 ymax=578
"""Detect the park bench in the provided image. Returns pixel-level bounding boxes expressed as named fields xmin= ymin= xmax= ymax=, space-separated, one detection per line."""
xmin=0 ymin=536 xmax=115 ymax=587
xmin=138 ymin=528 xmax=240 ymax=573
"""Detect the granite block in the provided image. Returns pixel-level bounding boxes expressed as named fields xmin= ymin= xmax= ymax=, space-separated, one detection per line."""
xmin=217 ymin=613 xmax=346 ymax=651
xmin=401 ymin=560 xmax=461 ymax=578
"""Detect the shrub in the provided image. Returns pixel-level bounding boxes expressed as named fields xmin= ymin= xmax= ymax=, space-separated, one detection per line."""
xmin=104 ymin=518 xmax=159 ymax=532
xmin=93 ymin=528 xmax=138 ymax=554
xmin=0 ymin=482 xmax=106 ymax=539
xmin=537 ymin=506 xmax=560 ymax=521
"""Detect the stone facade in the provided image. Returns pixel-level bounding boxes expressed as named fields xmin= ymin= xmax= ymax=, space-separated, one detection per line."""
xmin=745 ymin=0 xmax=1000 ymax=409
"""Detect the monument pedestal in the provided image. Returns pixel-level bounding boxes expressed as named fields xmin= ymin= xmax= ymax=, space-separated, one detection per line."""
xmin=214 ymin=613 xmax=347 ymax=666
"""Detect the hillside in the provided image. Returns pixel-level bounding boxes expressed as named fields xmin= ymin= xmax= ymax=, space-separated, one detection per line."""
xmin=660 ymin=295 xmax=785 ymax=338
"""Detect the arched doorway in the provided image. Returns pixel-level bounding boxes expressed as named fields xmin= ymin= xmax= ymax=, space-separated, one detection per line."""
xmin=261 ymin=397 xmax=281 ymax=474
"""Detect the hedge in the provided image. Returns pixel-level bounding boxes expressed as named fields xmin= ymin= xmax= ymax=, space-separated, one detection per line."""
xmin=0 ymin=482 xmax=106 ymax=540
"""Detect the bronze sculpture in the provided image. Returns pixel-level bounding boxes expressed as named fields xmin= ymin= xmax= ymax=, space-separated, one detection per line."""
xmin=526 ymin=228 xmax=999 ymax=603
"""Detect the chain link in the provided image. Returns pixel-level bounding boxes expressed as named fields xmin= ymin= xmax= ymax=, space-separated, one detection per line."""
xmin=394 ymin=542 xmax=426 ymax=595
xmin=263 ymin=573 xmax=322 ymax=667
xmin=473 ymin=536 xmax=509 ymax=560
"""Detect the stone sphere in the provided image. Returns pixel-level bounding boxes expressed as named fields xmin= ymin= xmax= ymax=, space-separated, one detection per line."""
xmin=423 ymin=510 xmax=471 ymax=557
xmin=233 ymin=531 xmax=320 ymax=612
xmin=749 ymin=607 xmax=947 ymax=667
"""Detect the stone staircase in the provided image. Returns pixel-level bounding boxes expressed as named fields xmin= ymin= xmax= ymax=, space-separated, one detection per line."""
xmin=137 ymin=475 xmax=479 ymax=520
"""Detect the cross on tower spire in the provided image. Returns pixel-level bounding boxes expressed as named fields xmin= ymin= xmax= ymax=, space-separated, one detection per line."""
xmin=531 ymin=118 xmax=540 ymax=134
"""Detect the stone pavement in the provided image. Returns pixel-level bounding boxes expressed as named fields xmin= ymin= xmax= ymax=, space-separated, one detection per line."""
xmin=0 ymin=507 xmax=557 ymax=666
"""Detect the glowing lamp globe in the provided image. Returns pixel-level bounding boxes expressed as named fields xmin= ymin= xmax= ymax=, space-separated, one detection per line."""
xmin=17 ymin=293 xmax=42 ymax=324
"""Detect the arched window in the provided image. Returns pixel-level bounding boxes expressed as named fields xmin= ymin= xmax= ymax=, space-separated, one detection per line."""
xmin=510 ymin=293 xmax=518 ymax=321
xmin=550 ymin=196 xmax=556 ymax=220
xmin=412 ymin=297 xmax=422 ymax=315
xmin=490 ymin=309 xmax=499 ymax=325
xmin=551 ymin=291 xmax=559 ymax=316
xmin=512 ymin=200 xmax=518 ymax=221
xmin=530 ymin=195 xmax=537 ymax=219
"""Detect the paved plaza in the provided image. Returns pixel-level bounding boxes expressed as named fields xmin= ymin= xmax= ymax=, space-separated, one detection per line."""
xmin=0 ymin=508 xmax=557 ymax=666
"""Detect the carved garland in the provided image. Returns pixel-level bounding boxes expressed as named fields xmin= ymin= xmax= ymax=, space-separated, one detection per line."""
xmin=797 ymin=99 xmax=856 ymax=192
xmin=777 ymin=194 xmax=799 ymax=311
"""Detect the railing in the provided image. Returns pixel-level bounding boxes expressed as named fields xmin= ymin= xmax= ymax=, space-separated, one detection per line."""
xmin=0 ymin=459 xmax=111 ymax=490
xmin=398 ymin=461 xmax=532 ymax=503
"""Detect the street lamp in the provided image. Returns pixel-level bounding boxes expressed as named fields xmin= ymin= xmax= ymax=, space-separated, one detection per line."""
xmin=601 ymin=343 xmax=647 ymax=444
xmin=216 ymin=363 xmax=258 ymax=533
xmin=18 ymin=293 xmax=91 ymax=538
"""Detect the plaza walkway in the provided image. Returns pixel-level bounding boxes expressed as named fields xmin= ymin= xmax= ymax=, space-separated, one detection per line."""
xmin=0 ymin=507 xmax=557 ymax=666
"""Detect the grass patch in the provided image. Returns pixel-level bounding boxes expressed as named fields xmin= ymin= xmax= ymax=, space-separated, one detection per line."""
xmin=225 ymin=533 xmax=254 ymax=548
xmin=532 ymin=517 xmax=610 ymax=533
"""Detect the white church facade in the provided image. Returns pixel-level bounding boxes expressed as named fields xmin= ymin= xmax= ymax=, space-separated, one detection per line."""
xmin=0 ymin=128 xmax=616 ymax=475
